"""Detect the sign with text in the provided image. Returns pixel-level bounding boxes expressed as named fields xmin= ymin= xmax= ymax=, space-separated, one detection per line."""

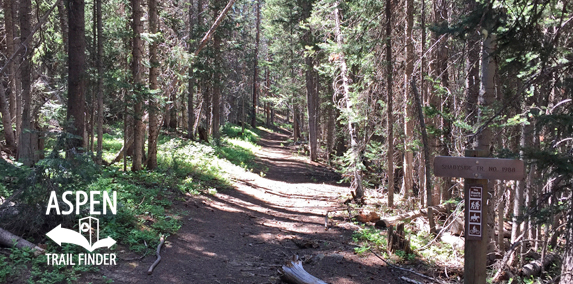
xmin=466 ymin=185 xmax=483 ymax=240
xmin=434 ymin=156 xmax=525 ymax=180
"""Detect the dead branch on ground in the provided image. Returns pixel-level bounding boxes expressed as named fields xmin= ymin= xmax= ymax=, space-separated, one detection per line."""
xmin=278 ymin=255 xmax=327 ymax=284
xmin=147 ymin=236 xmax=165 ymax=275
xmin=369 ymin=248 xmax=449 ymax=284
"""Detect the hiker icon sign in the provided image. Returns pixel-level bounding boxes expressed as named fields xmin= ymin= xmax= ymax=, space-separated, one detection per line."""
xmin=467 ymin=185 xmax=483 ymax=238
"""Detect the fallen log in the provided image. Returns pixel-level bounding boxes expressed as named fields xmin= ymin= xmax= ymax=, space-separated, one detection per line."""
xmin=147 ymin=236 xmax=165 ymax=275
xmin=519 ymin=253 xmax=559 ymax=278
xmin=0 ymin=227 xmax=45 ymax=255
xmin=108 ymin=134 xmax=134 ymax=165
xmin=375 ymin=204 xmax=448 ymax=229
xmin=279 ymin=255 xmax=327 ymax=284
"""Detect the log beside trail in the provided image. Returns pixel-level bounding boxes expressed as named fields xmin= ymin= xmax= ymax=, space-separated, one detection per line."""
xmin=0 ymin=227 xmax=45 ymax=255
xmin=375 ymin=204 xmax=448 ymax=229
xmin=279 ymin=255 xmax=327 ymax=284
xmin=519 ymin=253 xmax=559 ymax=278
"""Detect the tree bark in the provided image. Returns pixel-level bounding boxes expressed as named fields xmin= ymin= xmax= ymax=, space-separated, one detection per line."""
xmin=187 ymin=0 xmax=196 ymax=139
xmin=437 ymin=0 xmax=452 ymax=204
xmin=147 ymin=0 xmax=159 ymax=170
xmin=385 ymin=0 xmax=394 ymax=208
xmin=411 ymin=79 xmax=436 ymax=234
xmin=57 ymin=0 xmax=68 ymax=53
xmin=560 ymin=208 xmax=573 ymax=284
xmin=402 ymin=0 xmax=414 ymax=200
xmin=211 ymin=0 xmax=223 ymax=141
xmin=251 ymin=0 xmax=260 ymax=128
xmin=3 ymin=0 xmax=17 ymax=130
xmin=333 ymin=4 xmax=364 ymax=200
xmin=17 ymin=0 xmax=35 ymax=166
xmin=465 ymin=1 xmax=480 ymax=130
xmin=0 ymin=83 xmax=16 ymax=152
xmin=472 ymin=31 xmax=497 ymax=271
xmin=96 ymin=0 xmax=104 ymax=164
xmin=131 ymin=0 xmax=144 ymax=171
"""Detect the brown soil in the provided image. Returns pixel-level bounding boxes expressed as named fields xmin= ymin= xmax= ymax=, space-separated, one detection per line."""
xmin=100 ymin=128 xmax=413 ymax=284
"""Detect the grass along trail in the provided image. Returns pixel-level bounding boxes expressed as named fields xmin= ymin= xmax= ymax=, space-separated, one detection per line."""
xmin=102 ymin=127 xmax=406 ymax=284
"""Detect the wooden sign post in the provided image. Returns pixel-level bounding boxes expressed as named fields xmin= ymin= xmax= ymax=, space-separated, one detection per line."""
xmin=434 ymin=150 xmax=524 ymax=284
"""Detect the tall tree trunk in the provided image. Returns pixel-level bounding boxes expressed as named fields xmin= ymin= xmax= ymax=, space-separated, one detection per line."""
xmin=265 ymin=66 xmax=271 ymax=127
xmin=419 ymin=0 xmax=426 ymax=207
xmin=293 ymin=104 xmax=300 ymax=142
xmin=147 ymin=0 xmax=159 ymax=170
xmin=411 ymin=78 xmax=436 ymax=235
xmin=437 ymin=0 xmax=452 ymax=203
xmin=131 ymin=0 xmax=144 ymax=171
xmin=465 ymin=2 xmax=480 ymax=130
xmin=402 ymin=0 xmax=414 ymax=200
xmin=187 ymin=0 xmax=196 ymax=139
xmin=57 ymin=0 xmax=68 ymax=53
xmin=333 ymin=3 xmax=363 ymax=200
xmin=302 ymin=0 xmax=318 ymax=162
xmin=475 ymin=32 xmax=497 ymax=267
xmin=428 ymin=0 xmax=441 ymax=204
xmin=66 ymin=0 xmax=86 ymax=156
xmin=0 ymin=83 xmax=16 ymax=151
xmin=251 ymin=0 xmax=260 ymax=128
xmin=211 ymin=0 xmax=222 ymax=141
xmin=560 ymin=208 xmax=573 ymax=284
xmin=3 ymin=0 xmax=17 ymax=128
xmin=385 ymin=0 xmax=394 ymax=208
xmin=306 ymin=54 xmax=318 ymax=161
xmin=17 ymin=0 xmax=34 ymax=165
xmin=95 ymin=0 xmax=104 ymax=164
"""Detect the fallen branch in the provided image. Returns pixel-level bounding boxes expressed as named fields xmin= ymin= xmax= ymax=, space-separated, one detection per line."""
xmin=147 ymin=236 xmax=165 ymax=275
xmin=194 ymin=0 xmax=237 ymax=56
xmin=278 ymin=255 xmax=327 ymax=284
xmin=376 ymin=204 xmax=448 ymax=229
xmin=401 ymin=276 xmax=423 ymax=284
xmin=369 ymin=248 xmax=448 ymax=284
xmin=0 ymin=227 xmax=45 ymax=256
xmin=491 ymin=233 xmax=524 ymax=283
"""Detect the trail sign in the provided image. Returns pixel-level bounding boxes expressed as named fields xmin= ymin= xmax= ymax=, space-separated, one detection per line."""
xmin=433 ymin=153 xmax=525 ymax=284
xmin=434 ymin=156 xmax=525 ymax=180
xmin=466 ymin=185 xmax=483 ymax=240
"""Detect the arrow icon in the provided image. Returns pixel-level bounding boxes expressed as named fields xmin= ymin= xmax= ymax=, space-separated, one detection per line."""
xmin=46 ymin=224 xmax=116 ymax=252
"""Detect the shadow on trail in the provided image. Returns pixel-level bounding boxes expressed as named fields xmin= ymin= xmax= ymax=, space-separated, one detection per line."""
xmin=254 ymin=128 xmax=345 ymax=185
xmin=101 ymin=127 xmax=412 ymax=284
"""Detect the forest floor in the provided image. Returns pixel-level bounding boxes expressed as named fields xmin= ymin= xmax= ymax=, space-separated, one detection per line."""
xmin=98 ymin=128 xmax=421 ymax=284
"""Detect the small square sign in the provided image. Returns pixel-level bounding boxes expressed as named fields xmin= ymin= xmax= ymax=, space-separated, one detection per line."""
xmin=469 ymin=200 xmax=482 ymax=211
xmin=466 ymin=184 xmax=484 ymax=240
xmin=469 ymin=187 xmax=482 ymax=198
xmin=468 ymin=224 xmax=481 ymax=237
xmin=469 ymin=212 xmax=481 ymax=223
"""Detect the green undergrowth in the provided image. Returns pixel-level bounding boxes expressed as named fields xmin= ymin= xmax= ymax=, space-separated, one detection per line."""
xmin=217 ymin=123 xmax=262 ymax=171
xmin=350 ymin=199 xmax=464 ymax=268
xmin=0 ymin=124 xmax=263 ymax=283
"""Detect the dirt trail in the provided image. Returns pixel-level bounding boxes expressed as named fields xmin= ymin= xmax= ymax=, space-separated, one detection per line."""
xmin=103 ymin=128 xmax=402 ymax=284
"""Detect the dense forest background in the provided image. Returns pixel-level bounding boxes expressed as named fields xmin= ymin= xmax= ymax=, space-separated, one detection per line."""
xmin=0 ymin=0 xmax=572 ymax=283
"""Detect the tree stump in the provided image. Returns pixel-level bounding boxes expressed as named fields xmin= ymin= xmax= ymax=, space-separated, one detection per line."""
xmin=387 ymin=223 xmax=412 ymax=254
